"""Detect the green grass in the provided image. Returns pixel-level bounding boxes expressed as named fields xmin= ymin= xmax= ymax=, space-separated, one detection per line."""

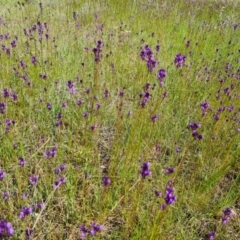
xmin=0 ymin=0 xmax=240 ymax=239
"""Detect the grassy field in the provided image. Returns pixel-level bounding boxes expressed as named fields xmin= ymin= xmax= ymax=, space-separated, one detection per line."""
xmin=0 ymin=0 xmax=240 ymax=239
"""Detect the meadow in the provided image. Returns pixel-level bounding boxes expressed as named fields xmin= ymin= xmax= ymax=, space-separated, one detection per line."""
xmin=0 ymin=0 xmax=240 ymax=239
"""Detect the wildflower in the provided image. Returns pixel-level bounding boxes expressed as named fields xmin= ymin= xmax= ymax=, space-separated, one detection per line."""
xmin=83 ymin=112 xmax=89 ymax=118
xmin=2 ymin=88 xmax=9 ymax=98
xmin=46 ymin=102 xmax=52 ymax=110
xmin=0 ymin=219 xmax=14 ymax=238
xmin=89 ymin=222 xmax=103 ymax=236
xmin=104 ymin=89 xmax=110 ymax=98
xmin=165 ymin=167 xmax=175 ymax=174
xmin=200 ymin=102 xmax=210 ymax=113
xmin=54 ymin=164 xmax=67 ymax=174
xmin=89 ymin=124 xmax=97 ymax=131
xmin=2 ymin=191 xmax=10 ymax=200
xmin=44 ymin=146 xmax=57 ymax=158
xmin=53 ymin=176 xmax=66 ymax=189
xmin=156 ymin=45 xmax=160 ymax=52
xmin=19 ymin=206 xmax=33 ymax=219
xmin=151 ymin=115 xmax=158 ymax=122
xmin=93 ymin=40 xmax=102 ymax=62
xmin=154 ymin=190 xmax=162 ymax=197
xmin=62 ymin=102 xmax=67 ymax=108
xmin=96 ymin=103 xmax=101 ymax=109
xmin=29 ymin=175 xmax=39 ymax=185
xmin=76 ymin=100 xmax=83 ymax=106
xmin=222 ymin=207 xmax=232 ymax=225
xmin=157 ymin=69 xmax=167 ymax=86
xmin=160 ymin=180 xmax=177 ymax=209
xmin=79 ymin=225 xmax=88 ymax=239
xmin=31 ymin=56 xmax=37 ymax=65
xmin=66 ymin=80 xmax=76 ymax=94
xmin=208 ymin=231 xmax=216 ymax=240
xmin=11 ymin=93 xmax=18 ymax=101
xmin=140 ymin=162 xmax=152 ymax=179
xmin=174 ymin=53 xmax=186 ymax=67
xmin=0 ymin=170 xmax=6 ymax=180
xmin=102 ymin=175 xmax=111 ymax=186
xmin=25 ymin=229 xmax=33 ymax=240
xmin=0 ymin=102 xmax=6 ymax=114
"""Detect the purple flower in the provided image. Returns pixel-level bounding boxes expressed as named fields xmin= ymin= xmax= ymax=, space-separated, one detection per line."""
xmin=102 ymin=175 xmax=111 ymax=186
xmin=18 ymin=156 xmax=25 ymax=165
xmin=83 ymin=112 xmax=89 ymax=118
xmin=188 ymin=122 xmax=201 ymax=131
xmin=157 ymin=69 xmax=167 ymax=86
xmin=31 ymin=56 xmax=37 ymax=65
xmin=208 ymin=231 xmax=216 ymax=240
xmin=46 ymin=102 xmax=52 ymax=110
xmin=29 ymin=175 xmax=39 ymax=185
xmin=157 ymin=69 xmax=167 ymax=80
xmin=200 ymin=102 xmax=210 ymax=113
xmin=76 ymin=100 xmax=83 ymax=106
xmin=54 ymin=164 xmax=67 ymax=174
xmin=11 ymin=40 xmax=17 ymax=48
xmin=79 ymin=225 xmax=88 ymax=239
xmin=66 ymin=80 xmax=76 ymax=94
xmin=0 ymin=102 xmax=6 ymax=114
xmin=2 ymin=88 xmax=9 ymax=98
xmin=2 ymin=191 xmax=10 ymax=200
xmin=154 ymin=190 xmax=162 ymax=197
xmin=0 ymin=170 xmax=6 ymax=180
xmin=163 ymin=181 xmax=177 ymax=205
xmin=174 ymin=53 xmax=186 ymax=67
xmin=25 ymin=229 xmax=33 ymax=240
xmin=89 ymin=222 xmax=103 ymax=236
xmin=93 ymin=40 xmax=102 ymax=62
xmin=140 ymin=45 xmax=157 ymax=72
xmin=0 ymin=219 xmax=14 ymax=237
xmin=165 ymin=167 xmax=175 ymax=174
xmin=19 ymin=206 xmax=33 ymax=219
xmin=140 ymin=162 xmax=152 ymax=179
xmin=53 ymin=176 xmax=66 ymax=189
xmin=62 ymin=102 xmax=67 ymax=108
xmin=44 ymin=146 xmax=57 ymax=158
xmin=89 ymin=124 xmax=97 ymax=131
xmin=151 ymin=115 xmax=158 ymax=122
xmin=222 ymin=207 xmax=232 ymax=225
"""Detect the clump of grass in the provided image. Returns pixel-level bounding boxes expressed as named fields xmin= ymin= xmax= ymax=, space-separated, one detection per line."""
xmin=0 ymin=0 xmax=240 ymax=239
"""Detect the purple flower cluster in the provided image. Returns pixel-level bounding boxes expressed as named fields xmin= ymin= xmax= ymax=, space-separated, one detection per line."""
xmin=174 ymin=53 xmax=186 ymax=67
xmin=54 ymin=164 xmax=67 ymax=174
xmin=157 ymin=68 xmax=167 ymax=86
xmin=29 ymin=175 xmax=39 ymax=185
xmin=139 ymin=91 xmax=152 ymax=107
xmin=102 ymin=175 xmax=111 ymax=186
xmin=188 ymin=122 xmax=203 ymax=140
xmin=161 ymin=180 xmax=177 ymax=209
xmin=53 ymin=176 xmax=66 ymax=189
xmin=208 ymin=231 xmax=216 ymax=240
xmin=93 ymin=40 xmax=102 ymax=62
xmin=0 ymin=170 xmax=6 ymax=180
xmin=79 ymin=222 xmax=103 ymax=239
xmin=44 ymin=146 xmax=57 ymax=158
xmin=140 ymin=162 xmax=152 ymax=179
xmin=221 ymin=207 xmax=232 ymax=225
xmin=19 ymin=157 xmax=26 ymax=166
xmin=200 ymin=101 xmax=210 ymax=115
xmin=66 ymin=80 xmax=76 ymax=94
xmin=19 ymin=206 xmax=33 ymax=219
xmin=0 ymin=219 xmax=14 ymax=238
xmin=140 ymin=45 xmax=157 ymax=72
xmin=0 ymin=102 xmax=6 ymax=114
